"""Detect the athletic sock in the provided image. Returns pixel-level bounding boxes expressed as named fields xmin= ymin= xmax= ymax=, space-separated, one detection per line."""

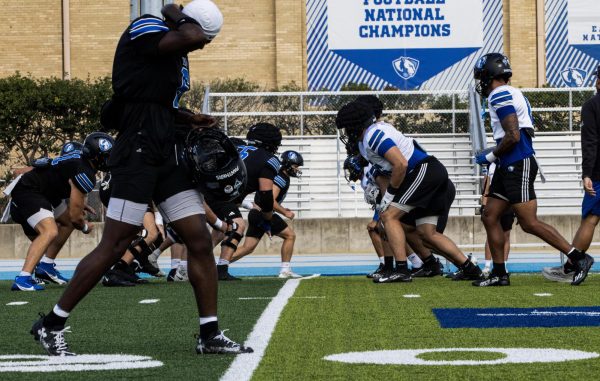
xmin=491 ymin=262 xmax=507 ymax=276
xmin=19 ymin=271 xmax=31 ymax=277
xmin=199 ymin=316 xmax=219 ymax=341
xmin=280 ymin=262 xmax=291 ymax=272
xmin=180 ymin=260 xmax=188 ymax=269
xmin=114 ymin=259 xmax=129 ymax=272
xmin=378 ymin=256 xmax=385 ymax=264
xmin=43 ymin=305 xmax=69 ymax=329
xmin=395 ymin=260 xmax=408 ymax=273
xmin=171 ymin=258 xmax=180 ymax=270
xmin=484 ymin=259 xmax=492 ymax=269
xmin=383 ymin=256 xmax=394 ymax=270
xmin=217 ymin=259 xmax=230 ymax=266
xmin=409 ymin=253 xmax=424 ymax=269
xmin=566 ymin=248 xmax=585 ymax=261
xmin=40 ymin=255 xmax=55 ymax=265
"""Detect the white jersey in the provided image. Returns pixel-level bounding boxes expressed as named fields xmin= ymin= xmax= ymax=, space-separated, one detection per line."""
xmin=488 ymin=85 xmax=534 ymax=140
xmin=359 ymin=121 xmax=419 ymax=175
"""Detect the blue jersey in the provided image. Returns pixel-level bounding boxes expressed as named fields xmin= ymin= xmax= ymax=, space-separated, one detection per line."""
xmin=488 ymin=85 xmax=535 ymax=167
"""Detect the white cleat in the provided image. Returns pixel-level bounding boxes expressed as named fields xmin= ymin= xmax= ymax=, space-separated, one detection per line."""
xmin=174 ymin=266 xmax=188 ymax=282
xmin=278 ymin=271 xmax=302 ymax=279
xmin=541 ymin=266 xmax=573 ymax=283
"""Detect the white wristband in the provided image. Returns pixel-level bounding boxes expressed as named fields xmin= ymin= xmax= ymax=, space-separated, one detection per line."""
xmin=81 ymin=223 xmax=89 ymax=233
xmin=241 ymin=200 xmax=254 ymax=210
xmin=485 ymin=151 xmax=497 ymax=163
xmin=214 ymin=218 xmax=224 ymax=230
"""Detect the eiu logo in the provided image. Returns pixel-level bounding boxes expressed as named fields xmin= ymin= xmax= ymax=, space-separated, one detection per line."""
xmin=392 ymin=56 xmax=419 ymax=80
xmin=63 ymin=143 xmax=74 ymax=153
xmin=98 ymin=138 xmax=113 ymax=152
xmin=560 ymin=68 xmax=586 ymax=87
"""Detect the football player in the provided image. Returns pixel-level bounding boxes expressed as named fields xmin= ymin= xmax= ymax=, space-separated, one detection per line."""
xmin=230 ymin=150 xmax=304 ymax=278
xmin=473 ymin=53 xmax=593 ymax=286
xmin=31 ymin=1 xmax=253 ymax=356
xmin=336 ymin=101 xmax=483 ymax=283
xmin=207 ymin=123 xmax=282 ymax=281
xmin=543 ymin=65 xmax=600 ymax=283
xmin=9 ymin=133 xmax=113 ymax=291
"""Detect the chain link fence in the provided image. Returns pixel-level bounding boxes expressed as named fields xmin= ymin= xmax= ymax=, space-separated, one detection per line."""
xmin=206 ymin=88 xmax=596 ymax=135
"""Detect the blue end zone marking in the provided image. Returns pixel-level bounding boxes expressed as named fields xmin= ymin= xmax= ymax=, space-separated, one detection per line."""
xmin=433 ymin=306 xmax=600 ymax=328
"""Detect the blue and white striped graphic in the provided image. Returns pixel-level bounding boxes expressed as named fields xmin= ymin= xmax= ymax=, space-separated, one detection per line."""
xmin=545 ymin=0 xmax=600 ymax=87
xmin=129 ymin=16 xmax=169 ymax=40
xmin=306 ymin=0 xmax=504 ymax=90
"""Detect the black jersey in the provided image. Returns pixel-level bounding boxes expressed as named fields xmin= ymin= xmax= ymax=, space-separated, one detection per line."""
xmin=14 ymin=153 xmax=97 ymax=203
xmin=112 ymin=15 xmax=189 ymax=108
xmin=273 ymin=172 xmax=290 ymax=203
xmin=110 ymin=15 xmax=190 ymax=166
xmin=236 ymin=144 xmax=281 ymax=198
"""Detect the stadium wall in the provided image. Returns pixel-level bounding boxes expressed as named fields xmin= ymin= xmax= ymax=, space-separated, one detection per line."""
xmin=0 ymin=215 xmax=585 ymax=259
xmin=0 ymin=0 xmax=540 ymax=88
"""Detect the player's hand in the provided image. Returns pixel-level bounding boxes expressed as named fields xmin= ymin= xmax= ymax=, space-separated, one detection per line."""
xmin=474 ymin=150 xmax=496 ymax=166
xmin=284 ymin=209 xmax=295 ymax=220
xmin=583 ymin=177 xmax=596 ymax=196
xmin=84 ymin=204 xmax=97 ymax=216
xmin=175 ymin=109 xmax=218 ymax=129
xmin=367 ymin=220 xmax=377 ymax=232
xmin=377 ymin=190 xmax=394 ymax=213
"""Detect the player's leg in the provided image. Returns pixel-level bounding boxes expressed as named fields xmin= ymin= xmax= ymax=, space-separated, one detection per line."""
xmin=477 ymin=196 xmax=511 ymax=286
xmin=167 ymin=242 xmax=183 ymax=281
xmin=15 ymin=217 xmax=58 ymax=291
xmin=277 ymin=226 xmax=301 ymax=278
xmin=35 ymin=204 xmax=73 ymax=285
xmin=231 ymin=237 xmax=261 ymax=263
xmin=366 ymin=216 xmax=386 ymax=278
xmin=378 ymin=206 xmax=411 ymax=283
xmin=173 ymin=244 xmax=189 ymax=282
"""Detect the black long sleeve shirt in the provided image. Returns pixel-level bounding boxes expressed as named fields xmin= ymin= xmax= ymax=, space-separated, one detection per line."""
xmin=581 ymin=92 xmax=600 ymax=180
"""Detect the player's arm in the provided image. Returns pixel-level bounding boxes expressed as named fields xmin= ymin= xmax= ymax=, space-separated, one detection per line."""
xmin=257 ymin=178 xmax=274 ymax=221
xmin=203 ymin=201 xmax=228 ymax=233
xmin=159 ymin=4 xmax=212 ymax=54
xmin=383 ymin=146 xmax=408 ymax=191
xmin=492 ymin=113 xmax=520 ymax=158
xmin=68 ymin=180 xmax=93 ymax=234
xmin=581 ymin=102 xmax=598 ymax=195
xmin=272 ymin=185 xmax=294 ymax=220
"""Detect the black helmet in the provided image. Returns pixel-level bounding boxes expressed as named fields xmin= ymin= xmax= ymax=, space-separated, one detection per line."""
xmin=474 ymin=53 xmax=512 ymax=97
xmin=336 ymin=101 xmax=376 ymax=155
xmin=61 ymin=141 xmax=83 ymax=156
xmin=343 ymin=155 xmax=367 ymax=182
xmin=355 ymin=95 xmax=383 ymax=119
xmin=281 ymin=150 xmax=304 ymax=178
xmin=185 ymin=128 xmax=247 ymax=202
xmin=82 ymin=132 xmax=114 ymax=172
xmin=246 ymin=123 xmax=282 ymax=154
xmin=229 ymin=137 xmax=247 ymax=147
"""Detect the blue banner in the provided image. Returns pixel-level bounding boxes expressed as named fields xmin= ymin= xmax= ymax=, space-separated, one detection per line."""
xmin=545 ymin=0 xmax=600 ymax=87
xmin=306 ymin=0 xmax=504 ymax=90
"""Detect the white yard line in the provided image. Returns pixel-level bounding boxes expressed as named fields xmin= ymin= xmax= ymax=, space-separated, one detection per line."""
xmin=6 ymin=301 xmax=28 ymax=306
xmin=138 ymin=299 xmax=160 ymax=304
xmin=403 ymin=294 xmax=421 ymax=298
xmin=220 ymin=279 xmax=302 ymax=381
xmin=534 ymin=293 xmax=553 ymax=297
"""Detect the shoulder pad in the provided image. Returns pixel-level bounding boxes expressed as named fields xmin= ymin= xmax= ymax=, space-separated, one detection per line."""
xmin=31 ymin=157 xmax=52 ymax=168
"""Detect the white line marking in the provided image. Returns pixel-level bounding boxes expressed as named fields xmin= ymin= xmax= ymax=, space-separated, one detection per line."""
xmin=6 ymin=301 xmax=28 ymax=306
xmin=403 ymin=294 xmax=421 ymax=298
xmin=221 ymin=279 xmax=301 ymax=381
xmin=138 ymin=299 xmax=159 ymax=304
xmin=534 ymin=293 xmax=553 ymax=297
xmin=238 ymin=296 xmax=325 ymax=301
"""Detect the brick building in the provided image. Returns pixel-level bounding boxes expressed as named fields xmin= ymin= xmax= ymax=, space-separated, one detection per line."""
xmin=0 ymin=0 xmax=544 ymax=89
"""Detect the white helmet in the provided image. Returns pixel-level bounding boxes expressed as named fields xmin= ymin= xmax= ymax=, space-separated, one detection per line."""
xmin=182 ymin=0 xmax=223 ymax=40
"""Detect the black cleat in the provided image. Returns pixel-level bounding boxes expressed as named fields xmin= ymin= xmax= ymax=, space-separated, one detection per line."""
xmin=412 ymin=258 xmax=444 ymax=278
xmin=375 ymin=269 xmax=412 ymax=283
xmin=196 ymin=331 xmax=254 ymax=354
xmin=218 ymin=264 xmax=241 ymax=281
xmin=472 ymin=274 xmax=510 ymax=287
xmin=452 ymin=264 xmax=484 ymax=281
xmin=572 ymin=253 xmax=594 ymax=286
xmin=367 ymin=263 xmax=384 ymax=279
xmin=167 ymin=268 xmax=177 ymax=282
xmin=102 ymin=270 xmax=136 ymax=287
xmin=30 ymin=315 xmax=75 ymax=356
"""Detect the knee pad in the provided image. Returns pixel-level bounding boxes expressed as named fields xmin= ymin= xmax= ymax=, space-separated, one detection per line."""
xmin=128 ymin=236 xmax=144 ymax=258
xmin=221 ymin=231 xmax=243 ymax=250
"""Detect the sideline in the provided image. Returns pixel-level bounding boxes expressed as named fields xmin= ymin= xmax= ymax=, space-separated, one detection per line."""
xmin=220 ymin=278 xmax=303 ymax=381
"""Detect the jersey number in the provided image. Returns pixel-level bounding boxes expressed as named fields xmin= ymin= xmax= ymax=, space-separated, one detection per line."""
xmin=237 ymin=145 xmax=257 ymax=160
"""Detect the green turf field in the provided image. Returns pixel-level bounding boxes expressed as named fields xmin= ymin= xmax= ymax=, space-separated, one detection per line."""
xmin=1 ymin=275 xmax=600 ymax=381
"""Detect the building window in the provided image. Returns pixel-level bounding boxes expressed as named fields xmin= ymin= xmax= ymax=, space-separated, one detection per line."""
xmin=130 ymin=0 xmax=174 ymax=20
